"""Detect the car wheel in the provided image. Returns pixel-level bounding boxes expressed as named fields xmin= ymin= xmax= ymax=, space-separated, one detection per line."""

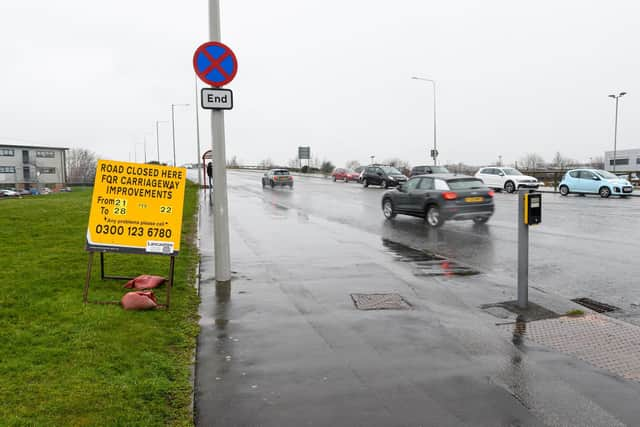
xmin=383 ymin=180 xmax=389 ymax=189
xmin=599 ymin=186 xmax=611 ymax=198
xmin=270 ymin=181 xmax=275 ymax=188
xmin=262 ymin=180 xmax=266 ymax=188
xmin=363 ymin=179 xmax=369 ymax=188
xmin=425 ymin=205 xmax=444 ymax=228
xmin=504 ymin=181 xmax=515 ymax=193
xmin=344 ymin=177 xmax=348 ymax=183
xmin=289 ymin=184 xmax=294 ymax=189
xmin=333 ymin=176 xmax=336 ymax=182
xmin=559 ymin=185 xmax=569 ymax=196
xmin=472 ymin=216 xmax=489 ymax=225
xmin=382 ymin=198 xmax=396 ymax=219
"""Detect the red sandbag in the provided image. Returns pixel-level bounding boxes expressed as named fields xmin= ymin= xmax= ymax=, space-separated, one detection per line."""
xmin=121 ymin=291 xmax=158 ymax=310
xmin=123 ymin=275 xmax=166 ymax=290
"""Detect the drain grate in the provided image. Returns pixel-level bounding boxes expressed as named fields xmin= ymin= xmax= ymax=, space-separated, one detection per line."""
xmin=571 ymin=297 xmax=619 ymax=313
xmin=350 ymin=293 xmax=411 ymax=310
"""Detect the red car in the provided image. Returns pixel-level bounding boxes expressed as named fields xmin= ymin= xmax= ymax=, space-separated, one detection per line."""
xmin=331 ymin=168 xmax=360 ymax=182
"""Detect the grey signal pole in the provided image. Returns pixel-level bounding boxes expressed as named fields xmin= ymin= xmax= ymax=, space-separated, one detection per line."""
xmin=517 ymin=190 xmax=528 ymax=308
xmin=608 ymin=91 xmax=627 ymax=173
xmin=209 ymin=0 xmax=231 ymax=286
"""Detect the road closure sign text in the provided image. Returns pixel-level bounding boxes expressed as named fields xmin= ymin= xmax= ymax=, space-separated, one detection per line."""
xmin=86 ymin=160 xmax=187 ymax=255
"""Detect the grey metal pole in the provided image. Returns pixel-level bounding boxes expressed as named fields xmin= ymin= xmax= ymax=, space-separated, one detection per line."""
xmin=156 ymin=121 xmax=160 ymax=162
xmin=194 ymin=76 xmax=202 ymax=187
xmin=143 ymin=136 xmax=147 ymax=163
xmin=432 ymin=79 xmax=437 ymax=166
xmin=517 ymin=189 xmax=529 ymax=308
xmin=613 ymin=96 xmax=619 ymax=173
xmin=210 ymin=0 xmax=231 ymax=285
xmin=171 ymin=104 xmax=176 ymax=166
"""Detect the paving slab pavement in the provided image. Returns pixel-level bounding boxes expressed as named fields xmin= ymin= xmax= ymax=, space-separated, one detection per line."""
xmin=194 ymin=188 xmax=640 ymax=426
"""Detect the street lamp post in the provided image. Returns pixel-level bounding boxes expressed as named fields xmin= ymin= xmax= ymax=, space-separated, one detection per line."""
xmin=411 ymin=76 xmax=438 ymax=166
xmin=171 ymin=103 xmax=190 ymax=166
xmin=608 ymin=91 xmax=627 ymax=173
xmin=155 ymin=120 xmax=169 ymax=163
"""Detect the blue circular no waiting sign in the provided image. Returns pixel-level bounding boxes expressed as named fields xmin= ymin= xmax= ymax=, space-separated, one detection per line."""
xmin=193 ymin=41 xmax=238 ymax=87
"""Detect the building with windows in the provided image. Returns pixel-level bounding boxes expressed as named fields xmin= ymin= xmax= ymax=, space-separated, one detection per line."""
xmin=604 ymin=148 xmax=640 ymax=173
xmin=0 ymin=143 xmax=68 ymax=190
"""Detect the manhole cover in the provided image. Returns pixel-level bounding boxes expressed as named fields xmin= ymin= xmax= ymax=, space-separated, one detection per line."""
xmin=571 ymin=297 xmax=619 ymax=313
xmin=350 ymin=293 xmax=411 ymax=310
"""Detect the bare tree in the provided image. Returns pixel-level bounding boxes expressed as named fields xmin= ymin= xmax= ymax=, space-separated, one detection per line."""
xmin=258 ymin=158 xmax=273 ymax=169
xmin=66 ymin=148 xmax=97 ymax=184
xmin=345 ymin=160 xmax=360 ymax=170
xmin=591 ymin=156 xmax=604 ymax=169
xmin=519 ymin=153 xmax=545 ymax=170
xmin=551 ymin=152 xmax=577 ymax=169
xmin=226 ymin=155 xmax=239 ymax=168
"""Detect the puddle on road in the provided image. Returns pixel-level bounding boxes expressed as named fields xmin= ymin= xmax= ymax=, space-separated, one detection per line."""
xmin=382 ymin=239 xmax=480 ymax=277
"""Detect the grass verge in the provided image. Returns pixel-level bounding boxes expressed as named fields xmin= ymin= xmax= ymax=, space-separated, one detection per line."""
xmin=0 ymin=183 xmax=200 ymax=426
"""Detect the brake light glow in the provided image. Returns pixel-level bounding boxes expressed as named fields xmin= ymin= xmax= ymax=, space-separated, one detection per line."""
xmin=488 ymin=190 xmax=495 ymax=197
xmin=442 ymin=191 xmax=457 ymax=200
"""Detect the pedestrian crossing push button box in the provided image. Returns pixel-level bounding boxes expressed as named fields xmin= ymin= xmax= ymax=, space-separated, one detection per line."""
xmin=523 ymin=192 xmax=541 ymax=225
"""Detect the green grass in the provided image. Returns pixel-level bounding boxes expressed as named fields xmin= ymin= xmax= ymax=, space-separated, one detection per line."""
xmin=566 ymin=309 xmax=585 ymax=316
xmin=0 ymin=184 xmax=200 ymax=426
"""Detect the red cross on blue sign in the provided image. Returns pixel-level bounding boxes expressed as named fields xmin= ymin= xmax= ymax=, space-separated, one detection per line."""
xmin=193 ymin=41 xmax=238 ymax=87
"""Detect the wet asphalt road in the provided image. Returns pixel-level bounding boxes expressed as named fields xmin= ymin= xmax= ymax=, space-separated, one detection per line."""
xmin=195 ymin=170 xmax=640 ymax=426
xmin=227 ymin=170 xmax=640 ymax=312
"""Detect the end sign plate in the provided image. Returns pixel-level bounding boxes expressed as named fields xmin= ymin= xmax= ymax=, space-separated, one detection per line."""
xmin=201 ymin=88 xmax=233 ymax=110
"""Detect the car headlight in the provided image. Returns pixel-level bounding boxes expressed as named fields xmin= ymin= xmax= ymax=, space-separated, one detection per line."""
xmin=389 ymin=176 xmax=395 ymax=180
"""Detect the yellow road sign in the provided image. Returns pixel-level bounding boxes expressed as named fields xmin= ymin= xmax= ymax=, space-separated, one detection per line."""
xmin=86 ymin=160 xmax=187 ymax=255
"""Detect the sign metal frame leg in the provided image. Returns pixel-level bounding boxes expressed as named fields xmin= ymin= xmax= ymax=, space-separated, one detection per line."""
xmin=83 ymin=251 xmax=175 ymax=310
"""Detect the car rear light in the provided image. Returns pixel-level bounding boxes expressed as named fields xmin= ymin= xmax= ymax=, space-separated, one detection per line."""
xmin=442 ymin=191 xmax=457 ymax=200
xmin=488 ymin=190 xmax=495 ymax=197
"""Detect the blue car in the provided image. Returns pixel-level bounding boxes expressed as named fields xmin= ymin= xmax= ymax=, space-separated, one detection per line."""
xmin=559 ymin=169 xmax=633 ymax=198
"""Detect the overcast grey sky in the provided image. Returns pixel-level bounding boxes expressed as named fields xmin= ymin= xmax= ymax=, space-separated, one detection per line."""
xmin=1 ymin=0 xmax=639 ymax=168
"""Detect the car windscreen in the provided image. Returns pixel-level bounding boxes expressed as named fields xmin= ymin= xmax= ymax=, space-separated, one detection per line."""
xmin=446 ymin=178 xmax=486 ymax=190
xmin=273 ymin=170 xmax=289 ymax=175
xmin=381 ymin=166 xmax=401 ymax=175
xmin=431 ymin=166 xmax=449 ymax=173
xmin=595 ymin=170 xmax=618 ymax=180
xmin=501 ymin=168 xmax=522 ymax=176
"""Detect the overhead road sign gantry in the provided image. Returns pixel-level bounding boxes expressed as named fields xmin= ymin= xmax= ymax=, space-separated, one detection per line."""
xmin=193 ymin=41 xmax=238 ymax=87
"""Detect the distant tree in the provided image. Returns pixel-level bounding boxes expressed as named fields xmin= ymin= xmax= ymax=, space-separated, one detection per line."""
xmin=519 ymin=153 xmax=545 ymax=170
xmin=383 ymin=158 xmax=411 ymax=175
xmin=258 ymin=158 xmax=273 ymax=169
xmin=66 ymin=148 xmax=97 ymax=184
xmin=320 ymin=160 xmax=335 ymax=174
xmin=227 ymin=155 xmax=239 ymax=168
xmin=345 ymin=160 xmax=360 ymax=170
xmin=551 ymin=152 xmax=576 ymax=169
xmin=591 ymin=156 xmax=604 ymax=169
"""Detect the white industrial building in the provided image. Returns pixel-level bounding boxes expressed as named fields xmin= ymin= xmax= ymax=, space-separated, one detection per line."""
xmin=604 ymin=148 xmax=640 ymax=173
xmin=0 ymin=143 xmax=68 ymax=191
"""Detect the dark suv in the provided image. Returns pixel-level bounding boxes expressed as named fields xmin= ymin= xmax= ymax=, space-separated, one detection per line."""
xmin=381 ymin=174 xmax=494 ymax=227
xmin=361 ymin=165 xmax=407 ymax=189
xmin=409 ymin=165 xmax=450 ymax=176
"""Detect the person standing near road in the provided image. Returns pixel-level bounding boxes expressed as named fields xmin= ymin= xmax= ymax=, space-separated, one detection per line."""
xmin=206 ymin=161 xmax=213 ymax=188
